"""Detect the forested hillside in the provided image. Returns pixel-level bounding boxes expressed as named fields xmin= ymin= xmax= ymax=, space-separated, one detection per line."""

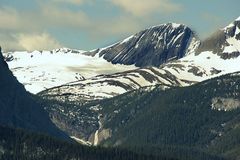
xmin=0 ymin=125 xmax=176 ymax=160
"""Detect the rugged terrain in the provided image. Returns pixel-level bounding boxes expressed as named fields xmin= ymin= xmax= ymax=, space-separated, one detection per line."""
xmin=0 ymin=48 xmax=68 ymax=140
xmin=36 ymin=18 xmax=240 ymax=142
xmin=1 ymin=16 xmax=240 ymax=160
xmin=38 ymin=17 xmax=240 ymax=103
xmin=4 ymin=23 xmax=200 ymax=94
xmin=38 ymin=71 xmax=240 ymax=160
xmin=85 ymin=23 xmax=199 ymax=67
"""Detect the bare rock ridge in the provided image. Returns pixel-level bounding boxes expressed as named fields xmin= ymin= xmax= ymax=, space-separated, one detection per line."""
xmin=86 ymin=23 xmax=200 ymax=67
xmin=197 ymin=17 xmax=240 ymax=59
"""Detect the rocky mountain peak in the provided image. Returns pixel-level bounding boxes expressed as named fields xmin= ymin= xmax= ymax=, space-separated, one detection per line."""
xmin=224 ymin=17 xmax=240 ymax=37
xmin=197 ymin=16 xmax=240 ymax=58
xmin=87 ymin=23 xmax=199 ymax=67
xmin=149 ymin=22 xmax=184 ymax=30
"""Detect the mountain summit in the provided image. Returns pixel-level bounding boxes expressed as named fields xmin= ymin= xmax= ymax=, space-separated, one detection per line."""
xmin=197 ymin=17 xmax=240 ymax=58
xmin=87 ymin=23 xmax=200 ymax=67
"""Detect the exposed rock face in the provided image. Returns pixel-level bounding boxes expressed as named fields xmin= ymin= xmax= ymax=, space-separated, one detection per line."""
xmin=96 ymin=128 xmax=112 ymax=145
xmin=86 ymin=23 xmax=199 ymax=67
xmin=197 ymin=17 xmax=240 ymax=58
xmin=0 ymin=47 xmax=69 ymax=140
xmin=211 ymin=97 xmax=240 ymax=111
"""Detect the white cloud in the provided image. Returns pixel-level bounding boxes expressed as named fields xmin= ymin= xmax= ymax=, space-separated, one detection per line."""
xmin=0 ymin=5 xmax=89 ymax=51
xmin=109 ymin=0 xmax=182 ymax=17
xmin=50 ymin=0 xmax=85 ymax=5
xmin=49 ymin=0 xmax=96 ymax=6
xmin=0 ymin=4 xmax=137 ymax=51
xmin=0 ymin=1 xmax=182 ymax=51
xmin=0 ymin=5 xmax=90 ymax=31
xmin=1 ymin=32 xmax=61 ymax=52
xmin=0 ymin=7 xmax=47 ymax=33
xmin=0 ymin=7 xmax=30 ymax=31
xmin=41 ymin=5 xmax=90 ymax=28
xmin=14 ymin=33 xmax=61 ymax=51
xmin=0 ymin=33 xmax=22 ymax=52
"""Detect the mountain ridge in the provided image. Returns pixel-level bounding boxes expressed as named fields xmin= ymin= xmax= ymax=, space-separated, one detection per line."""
xmin=85 ymin=23 xmax=200 ymax=67
xmin=197 ymin=16 xmax=240 ymax=57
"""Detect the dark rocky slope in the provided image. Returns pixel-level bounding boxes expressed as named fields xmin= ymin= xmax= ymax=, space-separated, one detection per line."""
xmin=197 ymin=17 xmax=240 ymax=59
xmin=86 ymin=23 xmax=199 ymax=67
xmin=0 ymin=47 xmax=69 ymax=140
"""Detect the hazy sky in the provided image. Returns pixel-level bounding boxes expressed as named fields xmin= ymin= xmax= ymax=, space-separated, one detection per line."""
xmin=0 ymin=0 xmax=239 ymax=51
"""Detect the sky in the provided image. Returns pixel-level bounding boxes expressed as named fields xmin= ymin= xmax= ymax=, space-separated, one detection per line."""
xmin=0 ymin=0 xmax=239 ymax=52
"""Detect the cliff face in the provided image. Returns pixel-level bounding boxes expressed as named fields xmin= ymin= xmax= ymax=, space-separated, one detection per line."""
xmin=197 ymin=17 xmax=240 ymax=59
xmin=87 ymin=23 xmax=199 ymax=67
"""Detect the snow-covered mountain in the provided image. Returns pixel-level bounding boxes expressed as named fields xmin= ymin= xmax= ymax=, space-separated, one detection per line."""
xmin=163 ymin=17 xmax=240 ymax=79
xmin=39 ymin=17 xmax=240 ymax=103
xmin=85 ymin=23 xmax=199 ymax=67
xmin=196 ymin=16 xmax=240 ymax=57
xmin=20 ymin=16 xmax=240 ymax=146
xmin=4 ymin=48 xmax=136 ymax=93
xmin=5 ymin=23 xmax=199 ymax=94
xmin=4 ymin=17 xmax=240 ymax=99
xmin=39 ymin=67 xmax=193 ymax=103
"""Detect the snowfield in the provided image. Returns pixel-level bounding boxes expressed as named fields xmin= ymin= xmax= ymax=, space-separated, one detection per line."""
xmin=4 ymin=49 xmax=136 ymax=93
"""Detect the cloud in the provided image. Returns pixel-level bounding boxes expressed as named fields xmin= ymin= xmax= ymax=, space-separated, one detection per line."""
xmin=0 ymin=33 xmax=22 ymax=52
xmin=0 ymin=5 xmax=89 ymax=51
xmin=49 ymin=0 xmax=96 ymax=6
xmin=14 ymin=33 xmax=61 ymax=51
xmin=0 ymin=32 xmax=61 ymax=52
xmin=0 ymin=3 xmax=142 ymax=51
xmin=41 ymin=5 xmax=90 ymax=28
xmin=0 ymin=7 xmax=46 ymax=32
xmin=0 ymin=5 xmax=90 ymax=31
xmin=0 ymin=7 xmax=31 ymax=31
xmin=0 ymin=1 xmax=182 ymax=51
xmin=109 ymin=0 xmax=183 ymax=17
xmin=50 ymin=0 xmax=85 ymax=5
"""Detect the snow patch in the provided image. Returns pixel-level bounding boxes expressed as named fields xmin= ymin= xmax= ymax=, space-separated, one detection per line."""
xmin=236 ymin=16 xmax=240 ymax=21
xmin=172 ymin=23 xmax=181 ymax=28
xmin=120 ymin=35 xmax=134 ymax=44
xmin=223 ymin=45 xmax=238 ymax=53
xmin=226 ymin=37 xmax=240 ymax=52
xmin=224 ymin=23 xmax=235 ymax=30
xmin=71 ymin=136 xmax=91 ymax=146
